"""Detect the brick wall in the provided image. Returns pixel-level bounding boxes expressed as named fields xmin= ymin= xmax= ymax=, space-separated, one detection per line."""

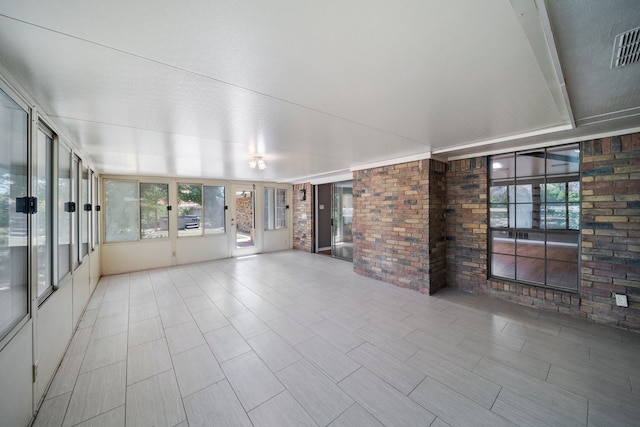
xmin=581 ymin=133 xmax=640 ymax=329
xmin=292 ymin=183 xmax=313 ymax=252
xmin=445 ymin=158 xmax=489 ymax=293
xmin=427 ymin=160 xmax=447 ymax=293
xmin=290 ymin=132 xmax=640 ymax=330
xmin=445 ymin=157 xmax=582 ymax=318
xmin=353 ymin=159 xmax=445 ymax=294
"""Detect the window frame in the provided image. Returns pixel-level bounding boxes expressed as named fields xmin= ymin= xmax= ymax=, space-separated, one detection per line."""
xmin=140 ymin=182 xmax=170 ymax=240
xmin=35 ymin=121 xmax=55 ymax=303
xmin=488 ymin=144 xmax=581 ymax=292
xmin=203 ymin=185 xmax=226 ymax=235
xmin=0 ymin=82 xmax=31 ymax=347
xmin=264 ymin=187 xmax=288 ymax=231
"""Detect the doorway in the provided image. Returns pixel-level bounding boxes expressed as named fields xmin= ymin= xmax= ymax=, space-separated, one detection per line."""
xmin=331 ymin=180 xmax=353 ymax=260
xmin=316 ymin=180 xmax=353 ymax=261
xmin=230 ymin=186 xmax=259 ymax=257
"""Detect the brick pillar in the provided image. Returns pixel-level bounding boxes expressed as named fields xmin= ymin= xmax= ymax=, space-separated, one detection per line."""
xmin=427 ymin=160 xmax=447 ymax=293
xmin=292 ymin=183 xmax=313 ymax=252
xmin=445 ymin=157 xmax=489 ymax=292
xmin=353 ymin=159 xmax=445 ymax=294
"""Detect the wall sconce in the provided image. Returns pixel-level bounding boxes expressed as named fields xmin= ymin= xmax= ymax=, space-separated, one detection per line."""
xmin=249 ymin=157 xmax=266 ymax=170
xmin=298 ymin=189 xmax=306 ymax=201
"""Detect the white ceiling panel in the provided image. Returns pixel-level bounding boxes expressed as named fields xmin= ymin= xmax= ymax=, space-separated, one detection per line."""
xmin=0 ymin=1 xmax=637 ymax=181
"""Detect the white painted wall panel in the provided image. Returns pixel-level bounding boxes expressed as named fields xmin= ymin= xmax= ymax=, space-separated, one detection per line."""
xmin=0 ymin=323 xmax=33 ymax=427
xmin=35 ymin=279 xmax=73 ymax=402
xmin=176 ymin=234 xmax=228 ymax=265
xmin=101 ymin=241 xmax=173 ymax=276
xmin=72 ymin=261 xmax=91 ymax=327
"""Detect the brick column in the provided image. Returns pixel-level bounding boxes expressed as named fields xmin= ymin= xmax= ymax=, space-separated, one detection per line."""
xmin=353 ymin=159 xmax=445 ymax=294
xmin=445 ymin=157 xmax=489 ymax=292
xmin=292 ymin=183 xmax=313 ymax=252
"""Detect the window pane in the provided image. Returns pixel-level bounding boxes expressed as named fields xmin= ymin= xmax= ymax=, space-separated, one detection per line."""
xmin=36 ymin=128 xmax=53 ymax=298
xmin=547 ymin=144 xmax=579 ymax=175
xmin=204 ymin=185 xmax=225 ymax=234
xmin=490 ymin=204 xmax=508 ymax=227
xmin=544 ymin=203 xmax=567 ymax=229
xmin=264 ymin=188 xmax=274 ymax=230
xmin=92 ymin=173 xmax=99 ymax=248
xmin=81 ymin=165 xmax=89 ymax=258
xmin=0 ymin=87 xmax=29 ymax=341
xmin=140 ymin=183 xmax=169 ymax=239
xmin=178 ymin=184 xmax=202 ymax=237
xmin=544 ymin=182 xmax=566 ymax=202
xmin=276 ymin=189 xmax=287 ymax=228
xmin=514 ymin=203 xmax=533 ymax=228
xmin=515 ymin=184 xmax=532 ymax=203
xmin=516 ymin=232 xmax=545 ymax=258
xmin=491 ymin=230 xmax=514 ymax=255
xmin=492 ymin=254 xmax=515 ymax=279
xmin=489 ymin=185 xmax=508 ymax=203
xmin=547 ymin=261 xmax=578 ymax=290
xmin=58 ymin=144 xmax=71 ymax=279
xmin=568 ymin=181 xmax=580 ymax=203
xmin=568 ymin=203 xmax=580 ymax=230
xmin=516 ymin=150 xmax=545 ymax=178
xmin=516 ymin=257 xmax=545 ymax=284
xmin=490 ymin=153 xmax=515 ymax=179
xmin=105 ymin=180 xmax=138 ymax=242
xmin=73 ymin=157 xmax=80 ymax=266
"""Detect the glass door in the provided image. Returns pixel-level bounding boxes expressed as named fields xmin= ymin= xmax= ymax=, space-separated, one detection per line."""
xmin=331 ymin=180 xmax=353 ymax=261
xmin=230 ymin=185 xmax=260 ymax=257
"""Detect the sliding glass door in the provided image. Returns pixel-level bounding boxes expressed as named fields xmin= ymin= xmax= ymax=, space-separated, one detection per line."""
xmin=331 ymin=180 xmax=353 ymax=261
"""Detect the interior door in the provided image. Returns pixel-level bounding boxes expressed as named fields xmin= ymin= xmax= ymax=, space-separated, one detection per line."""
xmin=230 ymin=185 xmax=260 ymax=257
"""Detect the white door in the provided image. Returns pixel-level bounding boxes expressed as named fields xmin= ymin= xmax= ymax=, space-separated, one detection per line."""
xmin=230 ymin=185 xmax=261 ymax=257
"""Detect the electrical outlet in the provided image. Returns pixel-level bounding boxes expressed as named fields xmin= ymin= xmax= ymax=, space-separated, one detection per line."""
xmin=614 ymin=293 xmax=628 ymax=307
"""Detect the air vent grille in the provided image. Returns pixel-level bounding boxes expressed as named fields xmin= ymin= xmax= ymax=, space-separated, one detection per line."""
xmin=612 ymin=26 xmax=640 ymax=68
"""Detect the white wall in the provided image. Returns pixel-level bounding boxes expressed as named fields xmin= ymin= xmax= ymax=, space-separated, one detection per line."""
xmin=0 ymin=68 xmax=101 ymax=426
xmin=100 ymin=178 xmax=293 ymax=276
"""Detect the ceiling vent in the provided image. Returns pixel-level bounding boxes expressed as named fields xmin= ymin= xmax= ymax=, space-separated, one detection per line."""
xmin=612 ymin=26 xmax=640 ymax=68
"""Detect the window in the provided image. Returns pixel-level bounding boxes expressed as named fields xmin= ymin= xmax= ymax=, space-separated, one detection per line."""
xmin=104 ymin=180 xmax=138 ymax=242
xmin=489 ymin=144 xmax=580 ymax=291
xmin=177 ymin=184 xmax=202 ymax=237
xmin=0 ymin=86 xmax=29 ymax=341
xmin=140 ymin=183 xmax=169 ymax=239
xmin=264 ymin=187 xmax=287 ymax=230
xmin=80 ymin=164 xmax=89 ymax=259
xmin=203 ymin=185 xmax=225 ymax=234
xmin=72 ymin=156 xmax=80 ymax=267
xmin=58 ymin=144 xmax=72 ymax=280
xmin=91 ymin=171 xmax=99 ymax=249
xmin=36 ymin=124 xmax=53 ymax=300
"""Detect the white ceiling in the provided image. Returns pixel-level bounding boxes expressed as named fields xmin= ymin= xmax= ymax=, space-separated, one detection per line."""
xmin=0 ymin=0 xmax=638 ymax=182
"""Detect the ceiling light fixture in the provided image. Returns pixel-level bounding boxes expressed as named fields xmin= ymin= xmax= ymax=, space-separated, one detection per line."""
xmin=249 ymin=157 xmax=266 ymax=170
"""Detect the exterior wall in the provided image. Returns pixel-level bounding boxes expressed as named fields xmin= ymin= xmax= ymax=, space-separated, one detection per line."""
xmin=580 ymin=134 xmax=640 ymax=329
xmin=444 ymin=133 xmax=640 ymax=330
xmin=445 ymin=157 xmax=584 ymax=318
xmin=292 ymin=183 xmax=313 ymax=252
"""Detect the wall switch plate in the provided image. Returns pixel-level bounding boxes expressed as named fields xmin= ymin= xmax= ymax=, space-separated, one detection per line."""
xmin=615 ymin=293 xmax=628 ymax=307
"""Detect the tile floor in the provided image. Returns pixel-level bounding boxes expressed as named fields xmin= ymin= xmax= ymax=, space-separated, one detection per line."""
xmin=33 ymin=250 xmax=640 ymax=426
